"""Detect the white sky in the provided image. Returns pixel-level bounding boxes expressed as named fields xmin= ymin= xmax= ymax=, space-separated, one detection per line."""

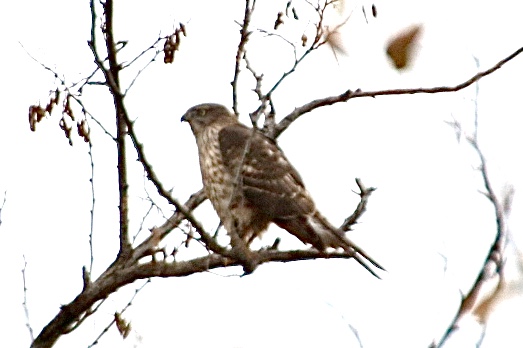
xmin=1 ymin=0 xmax=523 ymax=347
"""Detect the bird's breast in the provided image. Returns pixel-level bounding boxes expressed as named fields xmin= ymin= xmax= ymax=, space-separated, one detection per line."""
xmin=196 ymin=128 xmax=235 ymax=220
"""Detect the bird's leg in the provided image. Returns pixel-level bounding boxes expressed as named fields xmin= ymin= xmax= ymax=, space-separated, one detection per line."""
xmin=229 ymin=220 xmax=259 ymax=275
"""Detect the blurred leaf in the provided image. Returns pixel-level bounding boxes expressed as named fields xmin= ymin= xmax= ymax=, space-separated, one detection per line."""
xmin=473 ymin=276 xmax=506 ymax=324
xmin=115 ymin=312 xmax=131 ymax=339
xmin=386 ymin=25 xmax=422 ymax=69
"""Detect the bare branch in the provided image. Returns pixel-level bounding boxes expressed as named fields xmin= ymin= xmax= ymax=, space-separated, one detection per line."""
xmin=243 ymin=51 xmax=264 ymax=101
xmin=123 ymin=36 xmax=166 ymax=95
xmin=339 ymin=178 xmax=376 ymax=232
xmin=262 ymin=0 xmax=336 ymax=101
xmin=434 ymin=57 xmax=514 ymax=347
xmin=232 ymin=0 xmax=257 ymax=116
xmin=22 ymin=256 xmax=35 ymax=342
xmin=88 ymin=142 xmax=96 ymax=274
xmin=0 ymin=190 xmax=6 ymax=227
xmin=88 ymin=0 xmax=132 ymax=257
xmin=275 ymin=46 xmax=523 ymax=138
xmin=30 ymin=241 xmax=362 ymax=348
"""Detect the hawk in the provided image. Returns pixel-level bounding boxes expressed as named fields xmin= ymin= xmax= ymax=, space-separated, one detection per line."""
xmin=181 ymin=103 xmax=383 ymax=277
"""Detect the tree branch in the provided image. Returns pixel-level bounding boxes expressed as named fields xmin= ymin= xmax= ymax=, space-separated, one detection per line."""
xmin=340 ymin=178 xmax=376 ymax=232
xmin=30 ymin=244 xmax=361 ymax=348
xmin=232 ymin=0 xmax=256 ymax=116
xmin=433 ymin=60 xmax=513 ymax=347
xmin=22 ymin=256 xmax=35 ymax=343
xmin=89 ymin=0 xmax=132 ymax=257
xmin=275 ymin=46 xmax=523 ymax=138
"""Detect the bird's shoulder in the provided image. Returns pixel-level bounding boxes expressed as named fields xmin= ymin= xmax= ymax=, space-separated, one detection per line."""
xmin=218 ymin=124 xmax=297 ymax=179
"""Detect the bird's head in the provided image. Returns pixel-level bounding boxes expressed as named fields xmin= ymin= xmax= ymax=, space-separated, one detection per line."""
xmin=181 ymin=103 xmax=236 ymax=135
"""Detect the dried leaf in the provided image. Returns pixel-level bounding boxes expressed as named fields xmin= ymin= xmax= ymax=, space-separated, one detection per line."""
xmin=386 ymin=25 xmax=422 ymax=69
xmin=59 ymin=116 xmax=73 ymax=146
xmin=163 ymin=36 xmax=175 ymax=64
xmin=29 ymin=105 xmax=46 ymax=131
xmin=301 ymin=34 xmax=308 ymax=47
xmin=63 ymin=93 xmax=75 ymax=121
xmin=115 ymin=312 xmax=131 ymax=339
xmin=164 ymin=25 xmax=185 ymax=64
xmin=77 ymin=119 xmax=90 ymax=143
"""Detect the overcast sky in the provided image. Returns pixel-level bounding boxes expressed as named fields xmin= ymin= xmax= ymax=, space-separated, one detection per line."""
xmin=1 ymin=1 xmax=523 ymax=347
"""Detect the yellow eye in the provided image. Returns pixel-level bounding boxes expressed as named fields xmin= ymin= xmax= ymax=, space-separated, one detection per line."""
xmin=199 ymin=108 xmax=207 ymax=116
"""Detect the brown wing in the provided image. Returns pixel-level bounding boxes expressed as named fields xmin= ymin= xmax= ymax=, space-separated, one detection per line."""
xmin=219 ymin=124 xmax=314 ymax=219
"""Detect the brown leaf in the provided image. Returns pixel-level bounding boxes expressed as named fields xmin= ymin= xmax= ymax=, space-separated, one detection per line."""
xmin=59 ymin=116 xmax=73 ymax=146
xmin=473 ymin=276 xmax=506 ymax=324
xmin=164 ymin=26 xmax=185 ymax=64
xmin=29 ymin=105 xmax=46 ymax=131
xmin=63 ymin=93 xmax=75 ymax=121
xmin=301 ymin=34 xmax=308 ymax=47
xmin=115 ymin=312 xmax=131 ymax=339
xmin=386 ymin=25 xmax=422 ymax=69
xmin=77 ymin=119 xmax=90 ymax=143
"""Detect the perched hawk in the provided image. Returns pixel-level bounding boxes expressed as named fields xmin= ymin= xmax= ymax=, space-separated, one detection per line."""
xmin=181 ymin=103 xmax=383 ymax=276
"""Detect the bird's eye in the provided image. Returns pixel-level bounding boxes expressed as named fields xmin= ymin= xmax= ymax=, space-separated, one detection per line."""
xmin=199 ymin=109 xmax=207 ymax=116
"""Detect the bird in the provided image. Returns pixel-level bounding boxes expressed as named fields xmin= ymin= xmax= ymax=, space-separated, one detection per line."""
xmin=181 ymin=103 xmax=383 ymax=277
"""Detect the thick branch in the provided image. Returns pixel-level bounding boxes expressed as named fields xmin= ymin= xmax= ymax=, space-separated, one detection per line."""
xmin=89 ymin=0 xmax=131 ymax=256
xmin=30 ymin=246 xmax=360 ymax=348
xmin=103 ymin=0 xmax=131 ymax=257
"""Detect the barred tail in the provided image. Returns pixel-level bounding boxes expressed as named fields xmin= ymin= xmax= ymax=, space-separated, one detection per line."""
xmin=274 ymin=211 xmax=385 ymax=278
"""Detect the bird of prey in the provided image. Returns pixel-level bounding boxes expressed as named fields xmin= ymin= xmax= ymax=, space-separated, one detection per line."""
xmin=181 ymin=103 xmax=383 ymax=276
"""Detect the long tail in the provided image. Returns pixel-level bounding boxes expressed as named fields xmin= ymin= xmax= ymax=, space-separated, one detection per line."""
xmin=274 ymin=211 xmax=385 ymax=278
xmin=332 ymin=231 xmax=385 ymax=279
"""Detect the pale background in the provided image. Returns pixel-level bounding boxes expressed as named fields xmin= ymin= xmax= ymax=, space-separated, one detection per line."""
xmin=1 ymin=0 xmax=522 ymax=347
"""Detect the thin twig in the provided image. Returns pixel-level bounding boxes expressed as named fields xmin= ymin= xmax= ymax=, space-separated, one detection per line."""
xmin=0 ymin=190 xmax=6 ymax=227
xmin=88 ymin=279 xmax=151 ymax=347
xmin=263 ymin=0 xmax=334 ymax=99
xmin=88 ymin=142 xmax=96 ymax=274
xmin=132 ymin=202 xmax=154 ymax=244
xmin=123 ymin=36 xmax=165 ymax=95
xmin=21 ymin=256 xmax=35 ymax=342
